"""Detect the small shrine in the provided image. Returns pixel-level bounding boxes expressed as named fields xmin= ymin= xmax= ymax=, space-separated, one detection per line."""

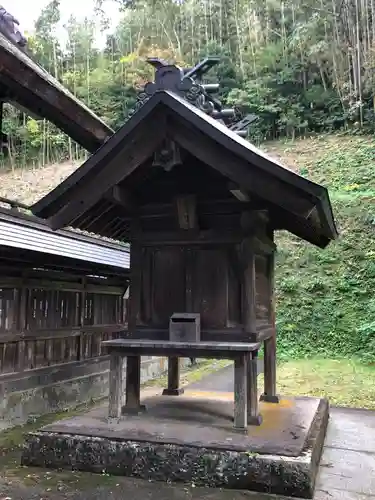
xmin=23 ymin=58 xmax=338 ymax=498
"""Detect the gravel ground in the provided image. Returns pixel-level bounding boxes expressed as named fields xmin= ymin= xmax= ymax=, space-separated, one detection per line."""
xmin=0 ymin=464 xmax=281 ymax=500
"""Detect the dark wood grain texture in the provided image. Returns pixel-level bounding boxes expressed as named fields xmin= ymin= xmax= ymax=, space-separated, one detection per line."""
xmin=260 ymin=248 xmax=279 ymax=403
xmin=234 ymin=354 xmax=248 ymax=430
xmin=247 ymin=352 xmax=262 ymax=425
xmin=31 ymin=92 xmax=337 ymax=249
xmin=124 ymin=355 xmax=145 ymax=414
xmin=0 ymin=272 xmax=127 ymax=375
xmin=25 ymin=82 xmax=336 ymax=432
xmin=108 ymin=353 xmax=124 ymax=418
xmin=162 ymin=356 xmax=183 ymax=396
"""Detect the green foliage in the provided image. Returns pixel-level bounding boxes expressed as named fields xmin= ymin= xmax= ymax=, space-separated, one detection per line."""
xmin=273 ymin=136 xmax=375 ymax=362
xmin=2 ymin=0 xmax=375 ymax=169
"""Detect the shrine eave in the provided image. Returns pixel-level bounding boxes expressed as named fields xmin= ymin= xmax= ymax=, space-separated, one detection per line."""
xmin=31 ymin=90 xmax=338 ymax=248
xmin=0 ymin=32 xmax=113 ymax=152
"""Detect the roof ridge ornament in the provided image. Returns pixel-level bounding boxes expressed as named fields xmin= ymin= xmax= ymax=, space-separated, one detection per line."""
xmin=0 ymin=6 xmax=27 ymax=48
xmin=129 ymin=57 xmax=258 ymax=138
xmin=128 ymin=57 xmax=258 ymax=171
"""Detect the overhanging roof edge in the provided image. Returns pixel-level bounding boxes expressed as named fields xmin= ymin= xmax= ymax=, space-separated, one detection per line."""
xmin=0 ymin=33 xmax=109 ymax=126
xmin=31 ymin=93 xmax=165 ymax=218
xmin=160 ymin=91 xmax=338 ymax=241
xmin=0 ymin=208 xmax=130 ymax=271
xmin=0 ymin=32 xmax=114 ymax=152
xmin=31 ymin=90 xmax=337 ymax=245
xmin=0 ymin=208 xmax=129 ymax=251
xmin=160 ymin=91 xmax=331 ymax=199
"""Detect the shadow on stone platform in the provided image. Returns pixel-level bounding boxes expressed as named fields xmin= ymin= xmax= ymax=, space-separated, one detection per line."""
xmin=21 ymin=391 xmax=329 ymax=499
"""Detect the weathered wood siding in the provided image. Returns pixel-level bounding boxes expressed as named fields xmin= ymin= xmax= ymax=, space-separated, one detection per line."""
xmin=0 ymin=276 xmax=126 ymax=375
xmin=0 ymin=269 xmax=194 ymax=430
xmin=137 ymin=244 xmax=272 ymax=340
xmin=0 ymin=270 xmax=127 ymax=428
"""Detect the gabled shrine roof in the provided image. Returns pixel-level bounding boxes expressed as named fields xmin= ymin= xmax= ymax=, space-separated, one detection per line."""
xmin=32 ymin=90 xmax=338 ymax=248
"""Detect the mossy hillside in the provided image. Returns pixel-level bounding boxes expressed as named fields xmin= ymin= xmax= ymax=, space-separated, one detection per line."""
xmin=266 ymin=135 xmax=375 ymax=361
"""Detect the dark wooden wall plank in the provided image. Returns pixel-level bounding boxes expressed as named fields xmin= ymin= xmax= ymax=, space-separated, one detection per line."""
xmin=150 ymin=247 xmax=186 ymax=328
xmin=227 ymin=248 xmax=242 ymax=328
xmin=255 ymin=255 xmax=271 ymax=322
xmin=192 ymin=248 xmax=228 ymax=329
xmin=0 ymin=271 xmax=127 ymax=375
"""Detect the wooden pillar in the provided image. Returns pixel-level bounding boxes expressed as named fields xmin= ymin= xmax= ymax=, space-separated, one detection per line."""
xmin=79 ymin=278 xmax=87 ymax=361
xmin=162 ymin=356 xmax=184 ymax=395
xmin=128 ymin=237 xmax=142 ymax=334
xmin=108 ymin=352 xmax=124 ymax=418
xmin=240 ymin=230 xmax=263 ymax=423
xmin=260 ymin=336 xmax=278 ymax=403
xmin=248 ymin=351 xmax=262 ymax=425
xmin=260 ymin=250 xmax=279 ymax=403
xmin=186 ymin=247 xmax=196 ymax=366
xmin=163 ymin=243 xmax=193 ymax=396
xmin=123 ymin=355 xmax=146 ymax=414
xmin=121 ymin=218 xmax=146 ymax=414
xmin=234 ymin=354 xmax=248 ymax=430
xmin=242 ymin=249 xmax=257 ymax=338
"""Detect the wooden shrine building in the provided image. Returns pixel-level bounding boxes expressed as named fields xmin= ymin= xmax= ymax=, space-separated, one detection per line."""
xmin=31 ymin=60 xmax=338 ymax=429
xmin=0 ymin=200 xmax=129 ymax=429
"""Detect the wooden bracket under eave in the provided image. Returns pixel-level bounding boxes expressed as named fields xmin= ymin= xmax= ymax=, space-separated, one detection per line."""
xmin=105 ymin=185 xmax=136 ymax=213
xmin=228 ymin=182 xmax=250 ymax=202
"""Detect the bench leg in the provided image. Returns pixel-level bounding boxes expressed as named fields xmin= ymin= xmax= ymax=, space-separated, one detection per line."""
xmin=108 ymin=353 xmax=124 ymax=419
xmin=123 ymin=355 xmax=146 ymax=414
xmin=163 ymin=356 xmax=184 ymax=396
xmin=248 ymin=351 xmax=262 ymax=425
xmin=234 ymin=354 xmax=248 ymax=431
xmin=260 ymin=335 xmax=279 ymax=403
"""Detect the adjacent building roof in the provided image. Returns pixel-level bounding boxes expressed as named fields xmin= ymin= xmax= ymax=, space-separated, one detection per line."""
xmin=0 ymin=207 xmax=129 ymax=275
xmin=0 ymin=32 xmax=113 ymax=152
xmin=32 ymin=90 xmax=338 ymax=248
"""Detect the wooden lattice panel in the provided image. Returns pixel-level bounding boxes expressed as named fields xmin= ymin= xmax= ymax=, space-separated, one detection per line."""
xmin=0 ymin=278 xmax=126 ymax=375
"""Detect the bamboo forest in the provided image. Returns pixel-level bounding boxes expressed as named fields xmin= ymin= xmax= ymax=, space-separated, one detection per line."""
xmin=2 ymin=0 xmax=375 ymax=167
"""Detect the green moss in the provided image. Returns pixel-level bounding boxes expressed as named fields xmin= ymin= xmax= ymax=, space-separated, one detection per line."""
xmin=1 ymin=456 xmax=124 ymax=491
xmin=0 ymin=360 xmax=232 ymax=488
xmin=0 ymin=400 xmax=101 ymax=454
xmin=0 ymin=360 xmax=230 ymax=457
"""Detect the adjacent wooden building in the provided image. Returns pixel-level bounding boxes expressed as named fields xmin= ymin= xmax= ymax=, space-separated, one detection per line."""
xmin=0 ymin=201 xmax=130 ymax=429
xmin=31 ymin=76 xmax=338 ymax=414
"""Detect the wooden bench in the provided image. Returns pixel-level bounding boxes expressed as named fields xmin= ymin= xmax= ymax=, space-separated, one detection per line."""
xmin=102 ymin=338 xmax=261 ymax=430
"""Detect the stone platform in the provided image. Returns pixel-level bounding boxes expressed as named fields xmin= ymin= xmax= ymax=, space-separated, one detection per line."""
xmin=21 ymin=390 xmax=329 ymax=499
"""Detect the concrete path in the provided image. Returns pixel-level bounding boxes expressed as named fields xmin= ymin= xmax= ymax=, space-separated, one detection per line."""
xmin=316 ymin=406 xmax=375 ymax=499
xmin=189 ymin=363 xmax=375 ymax=499
xmin=188 ymin=359 xmax=264 ymax=392
xmin=0 ymin=364 xmax=374 ymax=500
